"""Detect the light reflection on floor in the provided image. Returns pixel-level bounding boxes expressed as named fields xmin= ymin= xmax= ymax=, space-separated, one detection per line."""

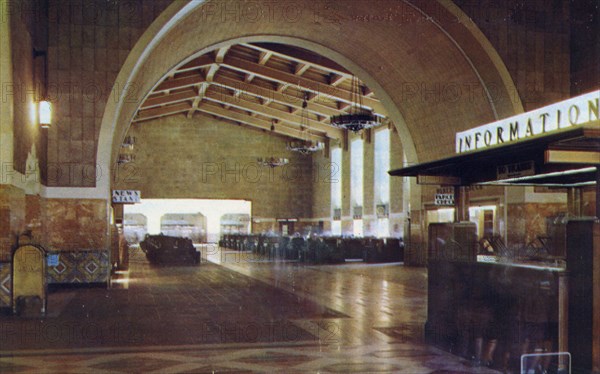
xmin=0 ymin=245 xmax=498 ymax=373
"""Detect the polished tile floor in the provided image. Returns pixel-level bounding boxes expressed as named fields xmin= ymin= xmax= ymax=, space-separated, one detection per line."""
xmin=0 ymin=245 xmax=498 ymax=373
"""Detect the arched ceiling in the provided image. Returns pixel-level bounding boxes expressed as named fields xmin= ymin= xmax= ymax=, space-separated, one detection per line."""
xmin=133 ymin=42 xmax=390 ymax=142
xmin=97 ymin=0 xmax=523 ymax=196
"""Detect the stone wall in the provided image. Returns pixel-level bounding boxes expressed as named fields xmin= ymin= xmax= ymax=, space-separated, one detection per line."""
xmin=10 ymin=0 xmax=47 ymax=180
xmin=113 ymin=114 xmax=314 ymax=220
xmin=569 ymin=1 xmax=600 ymax=96
xmin=40 ymin=198 xmax=108 ymax=251
xmin=455 ymin=0 xmax=572 ymax=109
xmin=582 ymin=187 xmax=597 ymax=217
xmin=46 ymin=0 xmax=171 ymax=186
xmin=507 ymin=202 xmax=567 ymax=246
xmin=0 ymin=185 xmax=25 ymax=260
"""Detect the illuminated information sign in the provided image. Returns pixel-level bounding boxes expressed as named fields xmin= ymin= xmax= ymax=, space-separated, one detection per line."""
xmin=456 ymin=90 xmax=599 ymax=154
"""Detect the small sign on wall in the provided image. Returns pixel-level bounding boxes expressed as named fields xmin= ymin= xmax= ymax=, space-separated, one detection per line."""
xmin=112 ymin=190 xmax=141 ymax=204
xmin=497 ymin=161 xmax=535 ymax=180
xmin=434 ymin=193 xmax=455 ymax=206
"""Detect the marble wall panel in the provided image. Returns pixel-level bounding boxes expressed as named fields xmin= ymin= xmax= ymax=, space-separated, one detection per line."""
xmin=41 ymin=198 xmax=108 ymax=251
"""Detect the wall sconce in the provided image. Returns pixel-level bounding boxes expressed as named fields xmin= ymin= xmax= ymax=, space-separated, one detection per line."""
xmin=39 ymin=100 xmax=52 ymax=128
xmin=33 ymin=48 xmax=51 ymax=129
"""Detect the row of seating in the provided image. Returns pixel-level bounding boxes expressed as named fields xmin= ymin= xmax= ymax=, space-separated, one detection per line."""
xmin=219 ymin=234 xmax=404 ymax=263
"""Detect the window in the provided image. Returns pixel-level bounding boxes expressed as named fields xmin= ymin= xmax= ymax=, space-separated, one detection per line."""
xmin=330 ymin=147 xmax=342 ymax=235
xmin=376 ymin=219 xmax=388 ymax=237
xmin=374 ymin=128 xmax=390 ymax=205
xmin=353 ymin=219 xmax=363 ymax=237
xmin=351 ymin=138 xmax=363 ymax=209
xmin=351 ymin=138 xmax=364 ymax=236
xmin=331 ymin=220 xmax=341 ymax=236
xmin=330 ymin=147 xmax=342 ymax=236
xmin=374 ymin=129 xmax=390 ymax=237
xmin=330 ymin=147 xmax=342 ymax=213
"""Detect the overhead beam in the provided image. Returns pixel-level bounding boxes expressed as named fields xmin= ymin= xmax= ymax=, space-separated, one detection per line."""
xmin=154 ymin=73 xmax=208 ymax=93
xmin=220 ymin=56 xmax=387 ymax=115
xmin=174 ymin=55 xmax=214 ymax=74
xmin=187 ymin=83 xmax=209 ymax=119
xmin=134 ymin=102 xmax=191 ymax=122
xmin=205 ymin=64 xmax=220 ymax=82
xmin=258 ymin=51 xmax=273 ymax=65
xmin=242 ymin=43 xmax=352 ymax=78
xmin=141 ymin=89 xmax=196 ymax=110
xmin=295 ymin=62 xmax=310 ymax=76
xmin=143 ymin=74 xmax=344 ymax=118
xmin=329 ymin=73 xmax=345 ymax=86
xmin=215 ymin=46 xmax=230 ymax=63
xmin=211 ymin=75 xmax=343 ymax=118
xmin=246 ymin=50 xmax=273 ymax=84
xmin=195 ymin=102 xmax=324 ymax=142
xmin=204 ymin=89 xmax=342 ymax=138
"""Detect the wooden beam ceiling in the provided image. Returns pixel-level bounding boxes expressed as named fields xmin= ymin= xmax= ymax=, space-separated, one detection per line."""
xmin=195 ymin=102 xmax=324 ymax=142
xmin=202 ymin=89 xmax=342 ymax=138
xmin=219 ymin=55 xmax=387 ymax=115
xmin=134 ymin=43 xmax=391 ymax=141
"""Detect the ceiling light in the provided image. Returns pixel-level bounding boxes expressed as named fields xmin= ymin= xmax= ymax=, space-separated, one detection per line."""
xmin=330 ymin=76 xmax=380 ymax=132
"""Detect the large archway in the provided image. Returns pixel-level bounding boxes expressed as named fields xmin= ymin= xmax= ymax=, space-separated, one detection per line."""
xmin=96 ymin=0 xmax=523 ymax=197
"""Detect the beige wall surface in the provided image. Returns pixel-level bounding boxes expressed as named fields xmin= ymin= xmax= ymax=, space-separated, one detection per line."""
xmin=10 ymin=0 xmax=47 ymax=180
xmin=455 ymin=0 xmax=572 ymax=109
xmin=113 ymin=114 xmax=314 ymax=220
xmin=46 ymin=0 xmax=172 ymax=187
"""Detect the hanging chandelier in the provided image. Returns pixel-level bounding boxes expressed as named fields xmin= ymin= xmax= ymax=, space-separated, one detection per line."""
xmin=287 ymin=93 xmax=324 ymax=155
xmin=118 ymin=126 xmax=136 ymax=164
xmin=117 ymin=153 xmax=136 ymax=165
xmin=256 ymin=156 xmax=289 ymax=168
xmin=121 ymin=135 xmax=136 ymax=150
xmin=330 ymin=76 xmax=380 ymax=132
xmin=257 ymin=122 xmax=289 ymax=168
xmin=287 ymin=140 xmax=324 ymax=155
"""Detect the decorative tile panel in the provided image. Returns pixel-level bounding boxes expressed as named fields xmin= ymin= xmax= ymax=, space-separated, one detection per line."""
xmin=0 ymin=261 xmax=11 ymax=308
xmin=46 ymin=250 xmax=110 ymax=285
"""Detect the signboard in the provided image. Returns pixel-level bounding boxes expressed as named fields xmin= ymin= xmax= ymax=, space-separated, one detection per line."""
xmin=497 ymin=161 xmax=535 ymax=180
xmin=456 ymin=90 xmax=599 ymax=154
xmin=434 ymin=193 xmax=455 ymax=206
xmin=47 ymin=254 xmax=60 ymax=267
xmin=112 ymin=190 xmax=141 ymax=204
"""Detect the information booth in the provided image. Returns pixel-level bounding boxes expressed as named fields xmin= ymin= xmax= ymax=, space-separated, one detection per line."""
xmin=390 ymin=91 xmax=599 ymax=373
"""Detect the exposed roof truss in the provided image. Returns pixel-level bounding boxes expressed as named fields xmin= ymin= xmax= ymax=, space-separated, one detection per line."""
xmin=134 ymin=43 xmax=391 ymax=142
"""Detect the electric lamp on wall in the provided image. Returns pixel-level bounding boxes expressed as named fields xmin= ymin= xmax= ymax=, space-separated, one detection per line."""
xmin=38 ymin=101 xmax=52 ymax=129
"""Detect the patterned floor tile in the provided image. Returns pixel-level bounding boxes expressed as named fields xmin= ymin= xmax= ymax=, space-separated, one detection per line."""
xmin=0 ymin=247 xmax=501 ymax=373
xmin=89 ymin=356 xmax=181 ymax=372
xmin=235 ymin=351 xmax=315 ymax=366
